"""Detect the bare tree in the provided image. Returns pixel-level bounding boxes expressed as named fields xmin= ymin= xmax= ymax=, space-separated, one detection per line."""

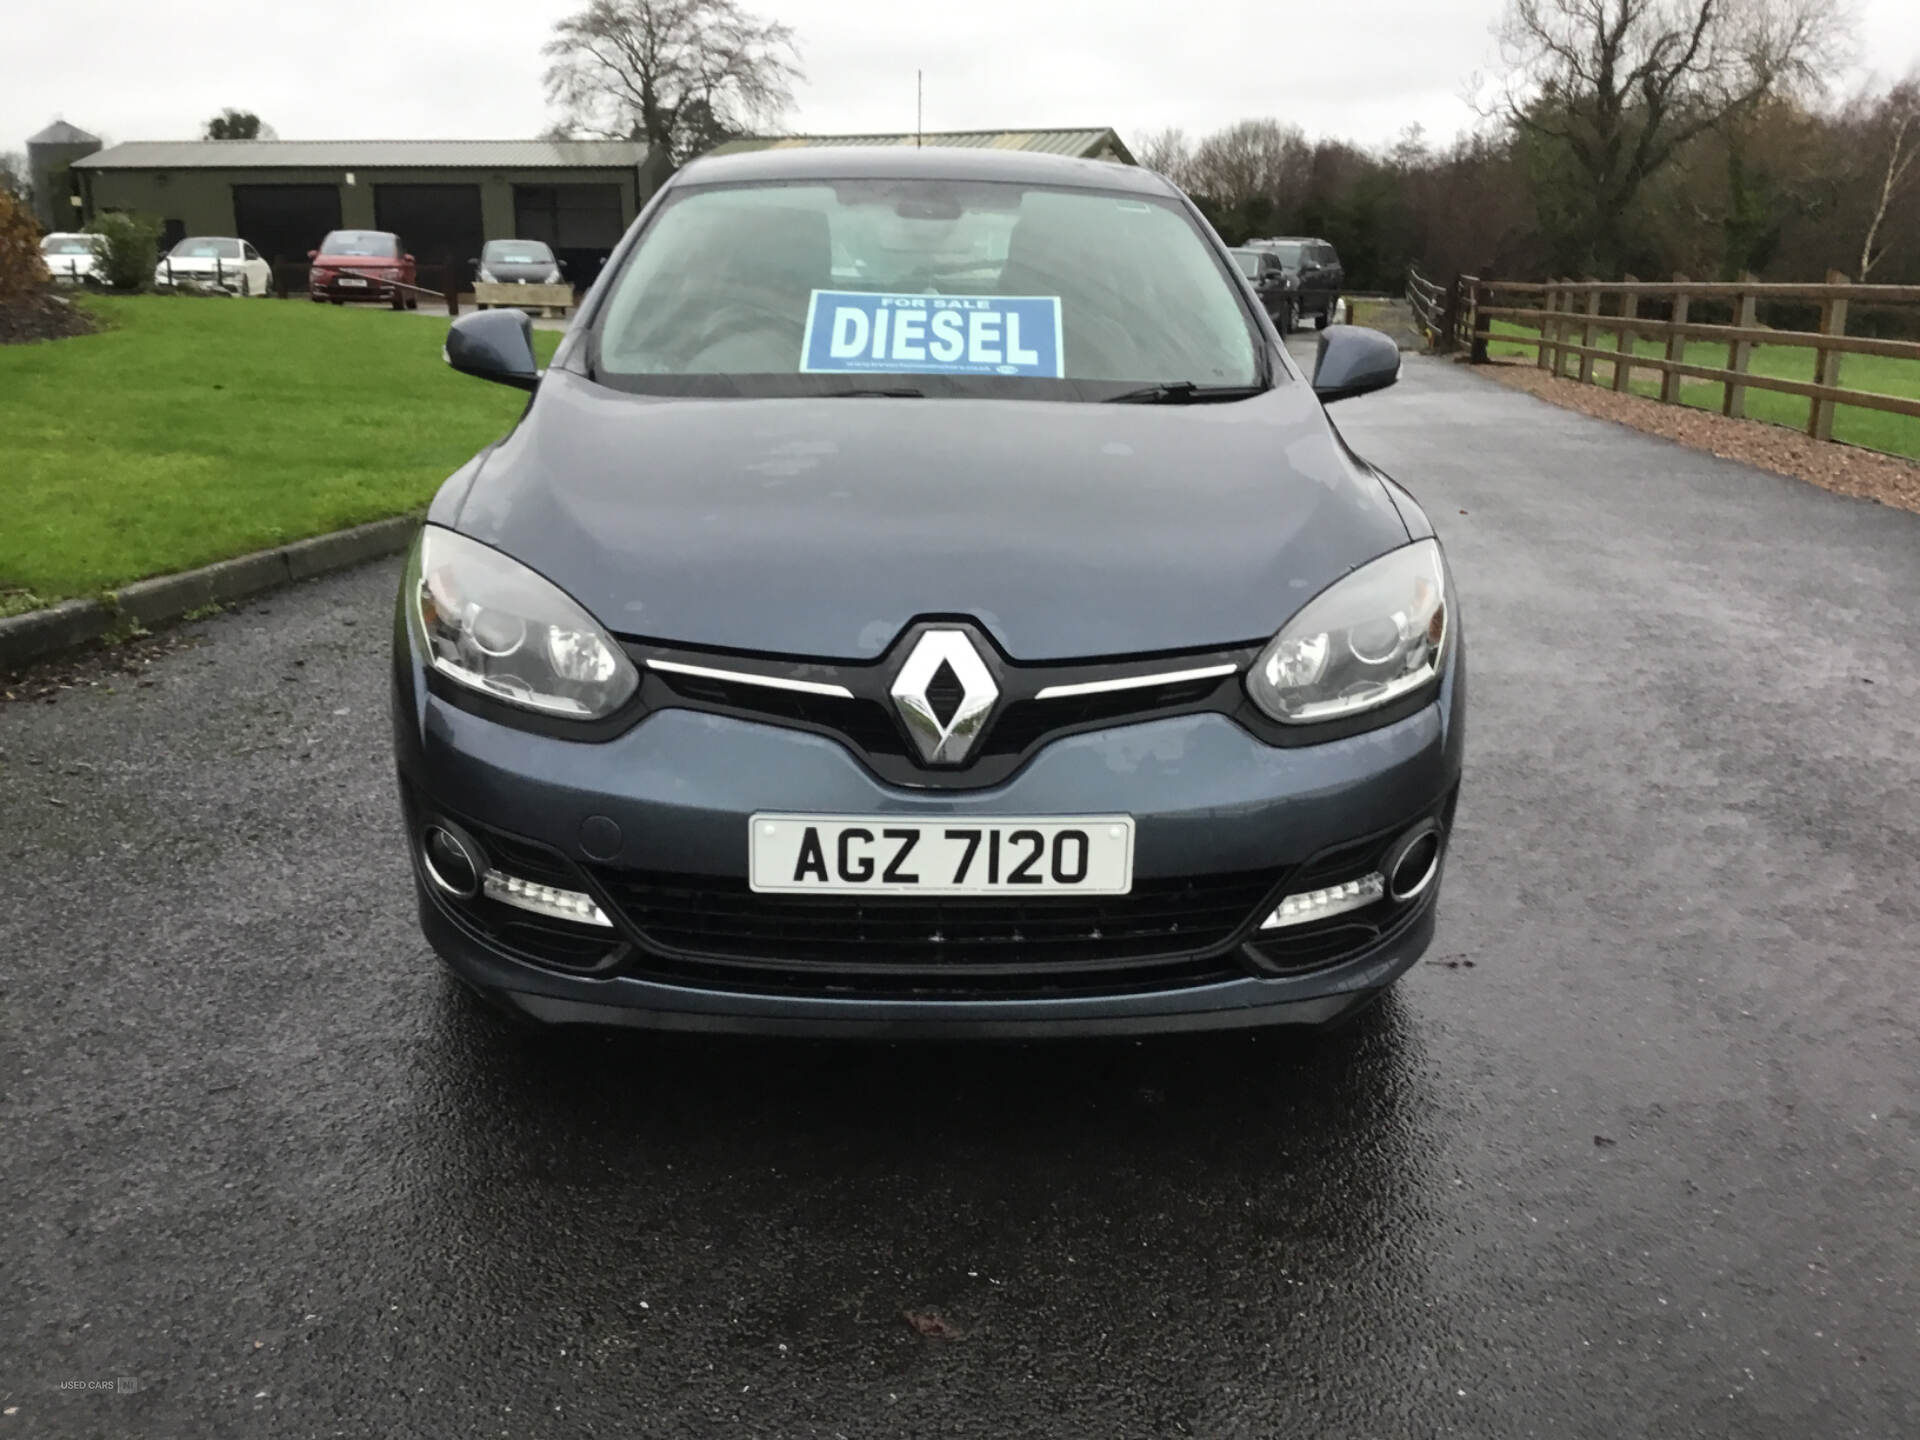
xmin=1134 ymin=127 xmax=1194 ymax=186
xmin=1856 ymin=76 xmax=1919 ymax=279
xmin=0 ymin=150 xmax=29 ymax=205
xmin=1492 ymin=0 xmax=1851 ymax=273
xmin=1385 ymin=123 xmax=1432 ymax=173
xmin=1185 ymin=119 xmax=1311 ymax=209
xmin=543 ymin=0 xmax=802 ymax=165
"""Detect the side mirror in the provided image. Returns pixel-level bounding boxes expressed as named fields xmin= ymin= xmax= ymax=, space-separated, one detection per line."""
xmin=468 ymin=257 xmax=481 ymax=269
xmin=307 ymin=249 xmax=318 ymax=260
xmin=557 ymin=260 xmax=568 ymax=273
xmin=1312 ymin=325 xmax=1400 ymax=403
xmin=403 ymin=253 xmax=415 ymax=265
xmin=444 ymin=309 xmax=540 ymax=391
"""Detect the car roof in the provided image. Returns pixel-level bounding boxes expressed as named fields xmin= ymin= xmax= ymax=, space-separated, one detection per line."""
xmin=671 ymin=145 xmax=1177 ymax=196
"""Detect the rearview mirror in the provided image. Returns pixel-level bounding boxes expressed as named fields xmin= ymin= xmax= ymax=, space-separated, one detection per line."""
xmin=444 ymin=309 xmax=540 ymax=391
xmin=1311 ymin=325 xmax=1400 ymax=403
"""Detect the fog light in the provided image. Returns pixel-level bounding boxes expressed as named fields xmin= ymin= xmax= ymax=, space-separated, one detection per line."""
xmin=1387 ymin=828 xmax=1442 ymax=902
xmin=422 ymin=826 xmax=481 ymax=899
xmin=482 ymin=871 xmax=613 ymax=928
xmin=1260 ymin=873 xmax=1385 ymax=930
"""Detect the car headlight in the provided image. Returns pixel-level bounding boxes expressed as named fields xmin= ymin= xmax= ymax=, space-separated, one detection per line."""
xmin=544 ymin=268 xmax=562 ymax=284
xmin=1247 ymin=539 xmax=1450 ymax=724
xmin=477 ymin=268 xmax=495 ymax=284
xmin=406 ymin=526 xmax=639 ymax=720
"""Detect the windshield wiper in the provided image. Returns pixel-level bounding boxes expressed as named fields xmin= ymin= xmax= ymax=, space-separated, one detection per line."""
xmin=823 ymin=386 xmax=925 ymax=399
xmin=1103 ymin=382 xmax=1267 ymax=405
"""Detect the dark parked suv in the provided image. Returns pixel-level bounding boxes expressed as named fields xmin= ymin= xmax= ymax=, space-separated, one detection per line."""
xmin=1230 ymin=247 xmax=1298 ymax=334
xmin=1248 ymin=236 xmax=1343 ymax=329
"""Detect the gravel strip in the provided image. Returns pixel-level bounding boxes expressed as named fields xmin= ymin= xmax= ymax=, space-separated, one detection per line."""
xmin=1474 ymin=360 xmax=1920 ymax=516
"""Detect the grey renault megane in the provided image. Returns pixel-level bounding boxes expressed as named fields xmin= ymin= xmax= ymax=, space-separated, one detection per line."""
xmin=392 ymin=145 xmax=1464 ymax=1037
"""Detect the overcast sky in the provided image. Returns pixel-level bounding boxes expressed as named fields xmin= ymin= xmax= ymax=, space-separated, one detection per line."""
xmin=7 ymin=0 xmax=1919 ymax=158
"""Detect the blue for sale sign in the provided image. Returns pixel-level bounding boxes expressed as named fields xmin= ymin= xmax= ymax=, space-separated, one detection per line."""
xmin=800 ymin=291 xmax=1065 ymax=378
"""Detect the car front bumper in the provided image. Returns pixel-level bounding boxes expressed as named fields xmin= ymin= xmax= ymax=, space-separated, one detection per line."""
xmin=311 ymin=276 xmax=399 ymax=300
xmin=392 ymin=630 xmax=1465 ymax=1037
xmin=157 ymin=272 xmax=246 ymax=293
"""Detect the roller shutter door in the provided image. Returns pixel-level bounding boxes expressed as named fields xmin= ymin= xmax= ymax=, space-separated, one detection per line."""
xmin=232 ymin=184 xmax=343 ymax=267
xmin=513 ymin=183 xmax=625 ymax=283
xmin=374 ymin=183 xmax=485 ymax=290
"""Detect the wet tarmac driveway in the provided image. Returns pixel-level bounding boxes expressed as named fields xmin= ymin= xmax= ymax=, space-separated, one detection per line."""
xmin=4 ymin=351 xmax=1918 ymax=1436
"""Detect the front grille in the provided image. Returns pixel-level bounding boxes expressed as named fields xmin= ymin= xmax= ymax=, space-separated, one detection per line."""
xmin=978 ymin=675 xmax=1228 ymax=757
xmin=651 ymin=668 xmax=909 ymax=758
xmin=588 ymin=866 xmax=1282 ymax=996
xmin=629 ymin=630 xmax=1248 ymax=790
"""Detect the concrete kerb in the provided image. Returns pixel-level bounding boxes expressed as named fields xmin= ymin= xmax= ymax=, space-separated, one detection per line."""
xmin=0 ymin=514 xmax=420 ymax=671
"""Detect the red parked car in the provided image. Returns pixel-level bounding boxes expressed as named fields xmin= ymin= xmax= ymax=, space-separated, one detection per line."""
xmin=308 ymin=230 xmax=417 ymax=308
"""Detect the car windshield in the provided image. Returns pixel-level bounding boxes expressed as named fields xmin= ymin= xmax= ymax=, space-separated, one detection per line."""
xmin=43 ymin=236 xmax=93 ymax=255
xmin=320 ymin=231 xmax=399 ymax=258
xmin=593 ymin=178 xmax=1265 ymax=400
xmin=171 ymin=237 xmax=242 ymax=260
xmin=1258 ymin=241 xmax=1306 ymax=266
xmin=484 ymin=241 xmax=552 ymax=265
xmin=1231 ymin=250 xmax=1262 ymax=278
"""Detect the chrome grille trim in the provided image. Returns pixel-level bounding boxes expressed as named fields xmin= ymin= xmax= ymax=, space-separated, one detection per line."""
xmin=647 ymin=658 xmax=854 ymax=699
xmin=1033 ymin=663 xmax=1239 ymax=701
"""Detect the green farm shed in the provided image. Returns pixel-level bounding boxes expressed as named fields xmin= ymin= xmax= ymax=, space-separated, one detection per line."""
xmin=69 ymin=138 xmax=657 ymax=287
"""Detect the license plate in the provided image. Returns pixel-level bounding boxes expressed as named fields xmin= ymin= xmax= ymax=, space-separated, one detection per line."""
xmin=750 ymin=814 xmax=1134 ymax=895
xmin=338 ymin=277 xmax=368 ymax=288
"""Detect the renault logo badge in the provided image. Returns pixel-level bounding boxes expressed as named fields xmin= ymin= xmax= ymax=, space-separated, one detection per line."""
xmin=889 ymin=630 xmax=998 ymax=765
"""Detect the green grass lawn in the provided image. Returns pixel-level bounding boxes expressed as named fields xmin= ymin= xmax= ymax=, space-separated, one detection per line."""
xmin=0 ymin=296 xmax=560 ymax=610
xmin=1486 ymin=319 xmax=1920 ymax=460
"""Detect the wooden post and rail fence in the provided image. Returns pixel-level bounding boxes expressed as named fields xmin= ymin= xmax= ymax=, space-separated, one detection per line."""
xmin=1405 ymin=266 xmax=1920 ymax=441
